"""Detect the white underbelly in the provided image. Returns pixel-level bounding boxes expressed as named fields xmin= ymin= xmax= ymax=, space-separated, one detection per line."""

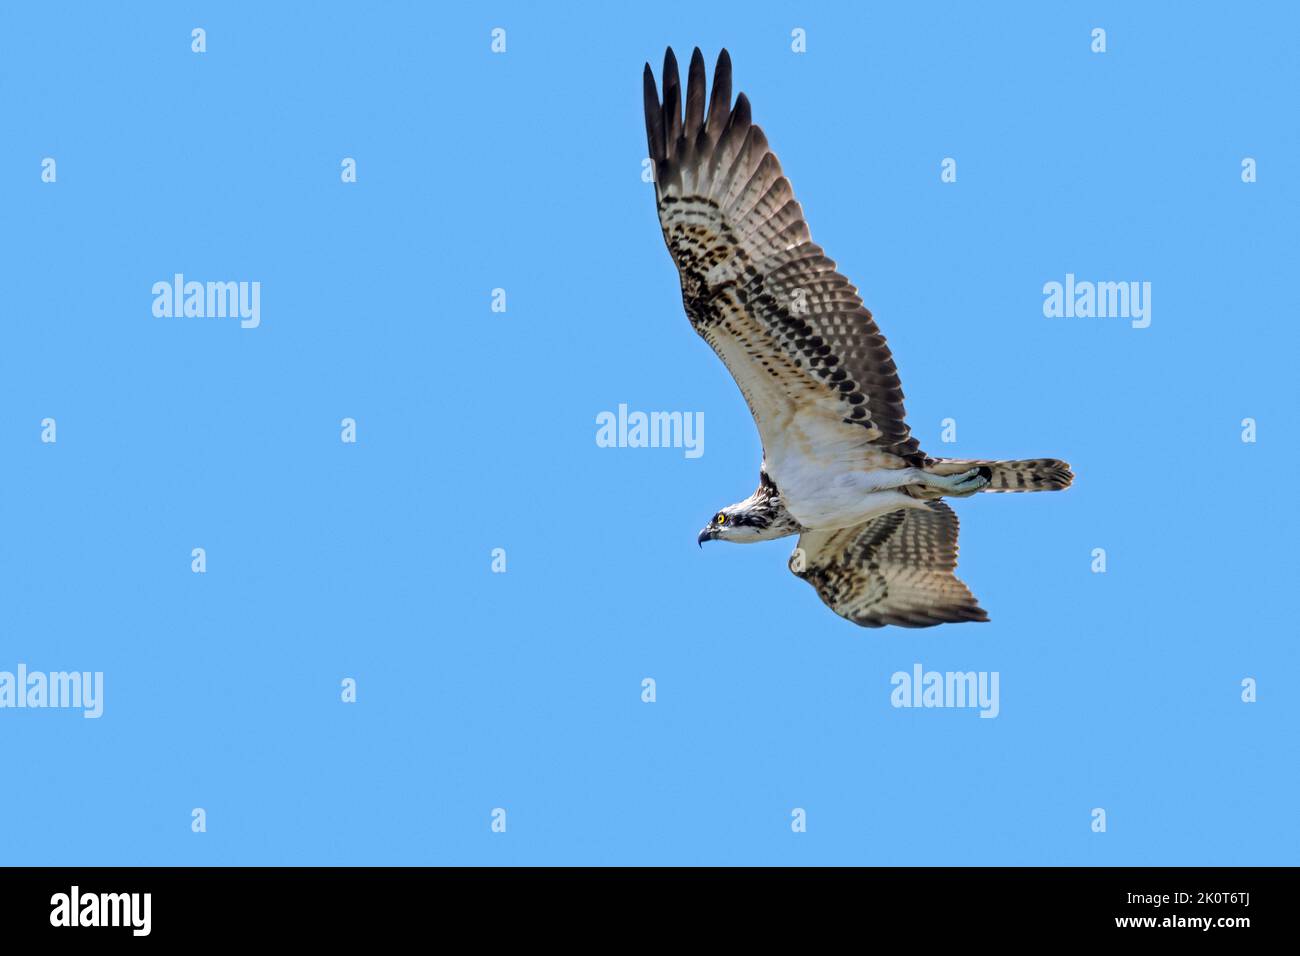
xmin=763 ymin=408 xmax=922 ymax=530
xmin=783 ymin=481 xmax=924 ymax=530
xmin=704 ymin=329 xmax=921 ymax=531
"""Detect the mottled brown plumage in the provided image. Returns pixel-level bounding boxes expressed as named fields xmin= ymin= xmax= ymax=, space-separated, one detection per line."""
xmin=644 ymin=48 xmax=918 ymax=463
xmin=791 ymin=502 xmax=987 ymax=628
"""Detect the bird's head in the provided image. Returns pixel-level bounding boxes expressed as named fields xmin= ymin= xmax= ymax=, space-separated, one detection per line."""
xmin=698 ymin=474 xmax=802 ymax=546
xmin=697 ymin=500 xmax=794 ymax=546
xmin=698 ymin=506 xmax=756 ymax=546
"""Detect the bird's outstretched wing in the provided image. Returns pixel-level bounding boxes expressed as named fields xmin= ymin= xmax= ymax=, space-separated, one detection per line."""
xmin=644 ymin=48 xmax=923 ymax=487
xmin=789 ymin=501 xmax=988 ymax=628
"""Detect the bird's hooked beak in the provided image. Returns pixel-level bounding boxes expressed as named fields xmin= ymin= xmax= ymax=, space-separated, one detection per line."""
xmin=697 ymin=526 xmax=716 ymax=548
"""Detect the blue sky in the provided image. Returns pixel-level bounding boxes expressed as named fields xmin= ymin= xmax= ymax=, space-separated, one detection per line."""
xmin=0 ymin=2 xmax=1296 ymax=865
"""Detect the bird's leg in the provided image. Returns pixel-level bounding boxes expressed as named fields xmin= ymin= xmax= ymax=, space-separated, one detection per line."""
xmin=918 ymin=467 xmax=991 ymax=497
xmin=861 ymin=466 xmax=991 ymax=497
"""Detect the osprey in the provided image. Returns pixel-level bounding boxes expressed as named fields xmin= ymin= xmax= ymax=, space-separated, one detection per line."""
xmin=643 ymin=48 xmax=1073 ymax=628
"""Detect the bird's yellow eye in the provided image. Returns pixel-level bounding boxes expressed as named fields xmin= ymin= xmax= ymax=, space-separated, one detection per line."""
xmin=715 ymin=513 xmax=727 ymax=526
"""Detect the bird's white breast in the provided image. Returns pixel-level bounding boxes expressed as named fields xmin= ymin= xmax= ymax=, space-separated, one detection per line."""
xmin=705 ymin=320 xmax=919 ymax=532
xmin=764 ymin=407 xmax=921 ymax=531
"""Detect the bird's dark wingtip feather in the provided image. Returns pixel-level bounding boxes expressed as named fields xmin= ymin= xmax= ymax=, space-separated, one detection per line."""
xmin=684 ymin=46 xmax=707 ymax=133
xmin=643 ymin=66 xmax=665 ymax=164
xmin=705 ymin=48 xmax=733 ymax=136
xmin=733 ymin=91 xmax=751 ymax=126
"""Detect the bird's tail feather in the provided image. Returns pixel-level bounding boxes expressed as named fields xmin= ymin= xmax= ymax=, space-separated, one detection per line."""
xmin=926 ymin=457 xmax=1074 ymax=493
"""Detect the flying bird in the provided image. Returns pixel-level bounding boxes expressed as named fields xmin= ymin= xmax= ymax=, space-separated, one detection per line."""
xmin=643 ymin=47 xmax=1072 ymax=627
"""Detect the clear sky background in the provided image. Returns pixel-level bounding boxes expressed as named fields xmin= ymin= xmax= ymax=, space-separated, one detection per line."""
xmin=1 ymin=2 xmax=1296 ymax=865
